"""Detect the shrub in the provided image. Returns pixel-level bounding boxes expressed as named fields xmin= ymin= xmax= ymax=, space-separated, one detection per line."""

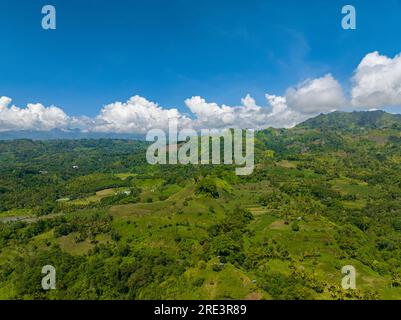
xmin=291 ymin=221 xmax=300 ymax=232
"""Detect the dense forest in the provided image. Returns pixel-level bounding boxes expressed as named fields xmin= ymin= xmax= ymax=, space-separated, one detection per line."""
xmin=0 ymin=110 xmax=400 ymax=300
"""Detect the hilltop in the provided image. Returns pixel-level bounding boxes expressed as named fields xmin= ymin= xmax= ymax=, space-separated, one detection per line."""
xmin=297 ymin=110 xmax=401 ymax=131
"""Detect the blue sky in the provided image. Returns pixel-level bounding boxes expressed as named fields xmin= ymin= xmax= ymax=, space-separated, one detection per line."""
xmin=1 ymin=0 xmax=401 ymax=133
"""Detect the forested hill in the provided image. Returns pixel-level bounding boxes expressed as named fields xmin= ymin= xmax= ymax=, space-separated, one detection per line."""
xmin=297 ymin=110 xmax=401 ymax=131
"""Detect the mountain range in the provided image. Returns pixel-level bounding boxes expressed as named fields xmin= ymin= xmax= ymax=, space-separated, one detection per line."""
xmin=0 ymin=110 xmax=400 ymax=140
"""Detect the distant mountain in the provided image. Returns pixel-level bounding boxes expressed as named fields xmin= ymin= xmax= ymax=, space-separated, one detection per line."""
xmin=2 ymin=111 xmax=401 ymax=140
xmin=297 ymin=110 xmax=401 ymax=130
xmin=0 ymin=129 xmax=145 ymax=140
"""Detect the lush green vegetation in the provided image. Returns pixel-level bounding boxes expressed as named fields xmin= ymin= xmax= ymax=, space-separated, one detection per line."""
xmin=0 ymin=111 xmax=401 ymax=300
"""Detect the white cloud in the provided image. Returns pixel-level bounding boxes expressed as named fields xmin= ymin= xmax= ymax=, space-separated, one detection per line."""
xmin=185 ymin=95 xmax=256 ymax=129
xmin=0 ymin=92 xmax=334 ymax=133
xmin=351 ymin=51 xmax=401 ymax=109
xmin=92 ymin=95 xmax=191 ymax=133
xmin=184 ymin=94 xmax=305 ymax=130
xmin=0 ymin=97 xmax=70 ymax=132
xmin=265 ymin=94 xmax=308 ymax=127
xmin=285 ymin=74 xmax=346 ymax=114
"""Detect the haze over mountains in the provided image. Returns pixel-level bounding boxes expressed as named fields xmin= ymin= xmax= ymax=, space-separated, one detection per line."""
xmin=1 ymin=110 xmax=400 ymax=140
xmin=0 ymin=129 xmax=145 ymax=141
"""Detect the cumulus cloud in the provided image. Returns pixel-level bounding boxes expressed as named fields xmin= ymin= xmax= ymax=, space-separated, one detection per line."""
xmin=351 ymin=51 xmax=401 ymax=109
xmin=286 ymin=74 xmax=346 ymax=114
xmin=266 ymin=95 xmax=308 ymax=127
xmin=92 ymin=95 xmax=191 ymax=133
xmin=184 ymin=94 xmax=305 ymax=130
xmin=185 ymin=95 xmax=257 ymax=129
xmin=0 ymin=97 xmax=70 ymax=132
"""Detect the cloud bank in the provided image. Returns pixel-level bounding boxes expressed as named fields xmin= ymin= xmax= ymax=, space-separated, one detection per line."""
xmin=1 ymin=51 xmax=400 ymax=133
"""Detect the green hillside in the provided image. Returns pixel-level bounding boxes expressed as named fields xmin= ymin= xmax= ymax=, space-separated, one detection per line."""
xmin=298 ymin=110 xmax=401 ymax=131
xmin=0 ymin=111 xmax=400 ymax=300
